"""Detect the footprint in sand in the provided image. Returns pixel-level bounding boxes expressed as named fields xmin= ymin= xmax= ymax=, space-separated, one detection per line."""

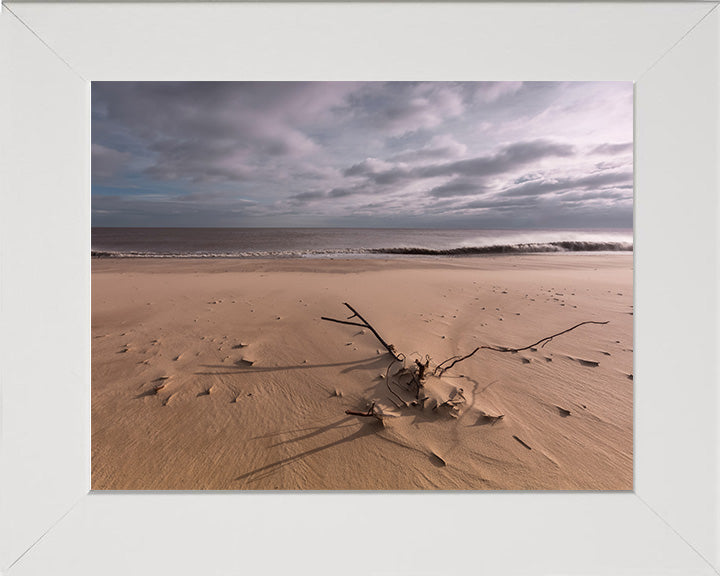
xmin=565 ymin=356 xmax=600 ymax=367
xmin=135 ymin=379 xmax=168 ymax=399
xmin=429 ymin=452 xmax=447 ymax=467
xmin=475 ymin=411 xmax=504 ymax=426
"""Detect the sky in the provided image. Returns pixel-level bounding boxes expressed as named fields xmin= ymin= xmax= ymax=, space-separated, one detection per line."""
xmin=92 ymin=81 xmax=633 ymax=229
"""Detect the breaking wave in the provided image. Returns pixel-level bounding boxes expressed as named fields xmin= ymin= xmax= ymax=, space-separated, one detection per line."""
xmin=369 ymin=240 xmax=633 ymax=255
xmin=92 ymin=240 xmax=632 ymax=259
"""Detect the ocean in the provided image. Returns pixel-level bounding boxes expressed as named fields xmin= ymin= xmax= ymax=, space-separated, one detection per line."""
xmin=91 ymin=228 xmax=633 ymax=259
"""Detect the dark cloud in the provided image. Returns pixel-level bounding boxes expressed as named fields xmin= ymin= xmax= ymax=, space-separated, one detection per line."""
xmin=92 ymin=82 xmax=357 ymax=185
xmin=421 ymin=140 xmax=575 ymax=179
xmin=328 ymin=187 xmax=356 ymax=198
xmin=289 ymin=191 xmax=326 ymax=202
xmin=428 ymin=179 xmax=488 ymax=198
xmin=143 ymin=138 xmax=253 ymax=183
xmin=513 ymin=172 xmax=543 ymax=185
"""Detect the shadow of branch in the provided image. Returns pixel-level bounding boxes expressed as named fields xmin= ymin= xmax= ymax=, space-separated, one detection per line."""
xmin=235 ymin=421 xmax=379 ymax=484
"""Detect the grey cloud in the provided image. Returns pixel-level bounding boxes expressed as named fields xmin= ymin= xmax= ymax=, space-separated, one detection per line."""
xmin=591 ymin=142 xmax=633 ymax=155
xmin=437 ymin=192 xmax=631 ymax=229
xmin=144 ymin=138 xmax=253 ymax=183
xmin=92 ymin=143 xmax=131 ymax=183
xmin=329 ymin=187 xmax=356 ymax=198
xmin=570 ymin=171 xmax=633 ymax=188
xmin=343 ymin=159 xmax=410 ymax=186
xmin=428 ymin=179 xmax=487 ymax=198
xmin=289 ymin=191 xmax=327 ymax=202
xmin=93 ymin=82 xmax=358 ymax=185
xmin=420 ymin=140 xmax=575 ymax=179
xmin=344 ymin=139 xmax=576 ymax=193
xmin=513 ymin=172 xmax=543 ymax=185
xmin=499 ymin=180 xmax=565 ymax=198
xmin=470 ymin=82 xmax=524 ymax=104
xmin=388 ymin=135 xmax=467 ymax=163
xmin=179 ymin=191 xmax=257 ymax=205
xmin=343 ymin=161 xmax=376 ymax=177
xmin=502 ymin=170 xmax=632 ymax=198
xmin=389 ymin=146 xmax=459 ymax=163
xmin=350 ymin=82 xmax=465 ymax=136
xmin=460 ymin=196 xmax=539 ymax=211
xmin=559 ymin=190 xmax=629 ymax=202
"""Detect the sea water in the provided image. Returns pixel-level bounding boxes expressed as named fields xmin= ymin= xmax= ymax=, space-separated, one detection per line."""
xmin=91 ymin=227 xmax=633 ymax=259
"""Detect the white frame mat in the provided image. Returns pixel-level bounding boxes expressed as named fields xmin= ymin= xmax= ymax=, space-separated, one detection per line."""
xmin=1 ymin=2 xmax=718 ymax=575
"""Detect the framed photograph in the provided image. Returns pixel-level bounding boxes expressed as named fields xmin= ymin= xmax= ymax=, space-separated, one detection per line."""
xmin=90 ymin=79 xmax=635 ymax=494
xmin=1 ymin=2 xmax=718 ymax=574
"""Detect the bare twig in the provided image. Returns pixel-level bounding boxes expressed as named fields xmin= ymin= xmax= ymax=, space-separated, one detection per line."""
xmin=345 ymin=401 xmax=382 ymax=421
xmin=513 ymin=435 xmax=532 ymax=450
xmin=415 ymin=355 xmax=430 ymax=381
xmin=433 ymin=388 xmax=465 ymax=412
xmin=434 ymin=320 xmax=609 ymax=375
xmin=322 ymin=302 xmax=403 ymax=362
xmin=384 ymin=360 xmax=406 ymax=407
xmin=320 ymin=317 xmax=367 ymax=329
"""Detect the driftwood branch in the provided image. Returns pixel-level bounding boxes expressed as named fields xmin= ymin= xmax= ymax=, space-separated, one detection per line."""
xmin=320 ymin=317 xmax=367 ymax=329
xmin=322 ymin=302 xmax=403 ymax=362
xmin=434 ymin=320 xmax=609 ymax=376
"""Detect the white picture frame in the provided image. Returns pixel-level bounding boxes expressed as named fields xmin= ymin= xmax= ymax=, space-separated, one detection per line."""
xmin=1 ymin=2 xmax=718 ymax=574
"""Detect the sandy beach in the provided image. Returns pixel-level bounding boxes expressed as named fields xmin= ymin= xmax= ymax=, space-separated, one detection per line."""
xmin=92 ymin=254 xmax=633 ymax=490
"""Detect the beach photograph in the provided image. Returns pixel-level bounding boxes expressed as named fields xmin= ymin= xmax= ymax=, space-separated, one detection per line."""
xmin=92 ymin=81 xmax=633 ymax=490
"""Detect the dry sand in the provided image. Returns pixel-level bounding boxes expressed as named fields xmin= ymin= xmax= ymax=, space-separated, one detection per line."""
xmin=92 ymin=254 xmax=633 ymax=490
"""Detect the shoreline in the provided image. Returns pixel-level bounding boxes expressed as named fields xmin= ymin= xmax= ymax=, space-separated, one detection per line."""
xmin=92 ymin=253 xmax=633 ymax=490
xmin=91 ymin=248 xmax=633 ymax=260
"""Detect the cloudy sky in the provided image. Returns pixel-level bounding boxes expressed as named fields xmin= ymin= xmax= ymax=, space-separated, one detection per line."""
xmin=92 ymin=81 xmax=633 ymax=229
